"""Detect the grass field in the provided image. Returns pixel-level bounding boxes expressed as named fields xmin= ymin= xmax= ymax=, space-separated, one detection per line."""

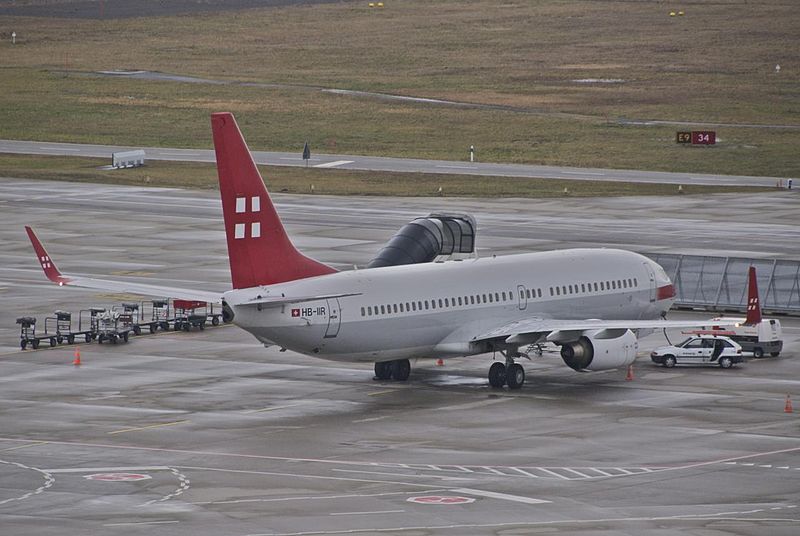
xmin=0 ymin=154 xmax=771 ymax=197
xmin=0 ymin=0 xmax=798 ymax=182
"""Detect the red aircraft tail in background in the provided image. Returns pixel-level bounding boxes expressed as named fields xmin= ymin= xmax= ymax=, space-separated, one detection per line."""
xmin=745 ymin=266 xmax=762 ymax=325
xmin=210 ymin=112 xmax=337 ymax=289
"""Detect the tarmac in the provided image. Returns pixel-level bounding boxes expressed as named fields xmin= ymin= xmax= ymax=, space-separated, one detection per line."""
xmin=1 ymin=178 xmax=799 ymax=535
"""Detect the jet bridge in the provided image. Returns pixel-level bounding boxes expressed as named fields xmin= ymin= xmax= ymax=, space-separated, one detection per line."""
xmin=367 ymin=214 xmax=476 ymax=268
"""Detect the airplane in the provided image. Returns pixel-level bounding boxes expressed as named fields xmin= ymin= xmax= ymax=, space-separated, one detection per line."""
xmin=26 ymin=112 xmax=739 ymax=389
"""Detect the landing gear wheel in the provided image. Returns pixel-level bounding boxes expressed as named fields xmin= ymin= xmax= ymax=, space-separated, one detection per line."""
xmin=753 ymin=347 xmax=764 ymax=358
xmin=391 ymin=359 xmax=411 ymax=381
xmin=663 ymin=355 xmax=676 ymax=368
xmin=506 ymin=363 xmax=525 ymax=389
xmin=719 ymin=356 xmax=733 ymax=369
xmin=374 ymin=361 xmax=392 ymax=380
xmin=488 ymin=362 xmax=506 ymax=388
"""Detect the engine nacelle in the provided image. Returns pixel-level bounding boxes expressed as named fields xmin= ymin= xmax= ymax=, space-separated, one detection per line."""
xmin=559 ymin=329 xmax=638 ymax=371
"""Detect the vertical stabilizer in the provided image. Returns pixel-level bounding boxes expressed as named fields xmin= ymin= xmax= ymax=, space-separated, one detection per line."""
xmin=211 ymin=112 xmax=337 ymax=289
xmin=745 ymin=266 xmax=762 ymax=325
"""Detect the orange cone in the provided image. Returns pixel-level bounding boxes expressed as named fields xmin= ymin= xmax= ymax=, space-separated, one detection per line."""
xmin=785 ymin=395 xmax=793 ymax=413
xmin=625 ymin=364 xmax=634 ymax=381
xmin=72 ymin=347 xmax=81 ymax=366
xmin=436 ymin=358 xmax=444 ymax=366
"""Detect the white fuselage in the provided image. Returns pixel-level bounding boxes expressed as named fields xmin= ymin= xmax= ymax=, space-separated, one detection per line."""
xmin=224 ymin=248 xmax=675 ymax=362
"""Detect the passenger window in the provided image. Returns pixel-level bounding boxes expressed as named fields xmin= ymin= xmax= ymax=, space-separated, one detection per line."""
xmin=581 ymin=284 xmax=585 ymax=293
xmin=470 ymin=295 xmax=475 ymax=304
xmin=525 ymin=289 xmax=531 ymax=299
xmin=438 ymin=299 xmax=443 ymax=308
xmin=634 ymin=278 xmax=638 ymax=286
xmin=392 ymin=304 xmax=397 ymax=313
xmin=424 ymin=301 xmax=429 ymax=310
xmin=600 ymin=282 xmax=605 ymax=290
xmin=549 ymin=287 xmax=554 ymax=296
xmin=399 ymin=303 xmax=404 ymax=312
xmin=380 ymin=305 xmax=385 ymax=314
xmin=501 ymin=292 xmax=506 ymax=301
xmin=562 ymin=286 xmax=567 ymax=295
xmin=482 ymin=294 xmax=487 ymax=303
xmin=458 ymin=297 xmax=463 ymax=306
xmin=537 ymin=289 xmax=542 ymax=298
xmin=445 ymin=298 xmax=449 ymax=307
xmin=430 ymin=301 xmax=435 ymax=310
xmin=556 ymin=287 xmax=561 ymax=296
xmin=367 ymin=306 xmax=372 ymax=315
xmin=361 ymin=307 xmax=365 ymax=316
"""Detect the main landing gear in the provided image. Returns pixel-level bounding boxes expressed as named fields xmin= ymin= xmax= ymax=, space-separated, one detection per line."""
xmin=374 ymin=359 xmax=411 ymax=381
xmin=488 ymin=356 xmax=526 ymax=389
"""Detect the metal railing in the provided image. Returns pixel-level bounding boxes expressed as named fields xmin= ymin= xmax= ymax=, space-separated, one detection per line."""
xmin=647 ymin=254 xmax=800 ymax=315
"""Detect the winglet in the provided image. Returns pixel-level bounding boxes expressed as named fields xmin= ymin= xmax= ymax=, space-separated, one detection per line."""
xmin=211 ymin=112 xmax=337 ymax=289
xmin=25 ymin=226 xmax=70 ymax=285
xmin=744 ymin=266 xmax=762 ymax=325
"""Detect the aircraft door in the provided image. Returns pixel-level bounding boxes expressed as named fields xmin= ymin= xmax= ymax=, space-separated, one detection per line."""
xmin=324 ymin=298 xmax=341 ymax=338
xmin=643 ymin=262 xmax=657 ymax=302
xmin=517 ymin=285 xmax=527 ymax=310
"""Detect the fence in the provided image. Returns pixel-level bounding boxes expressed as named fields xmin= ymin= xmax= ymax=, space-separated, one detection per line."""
xmin=647 ymin=254 xmax=800 ymax=315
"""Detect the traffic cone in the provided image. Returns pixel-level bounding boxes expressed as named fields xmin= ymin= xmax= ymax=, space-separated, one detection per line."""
xmin=784 ymin=395 xmax=793 ymax=413
xmin=72 ymin=347 xmax=81 ymax=366
xmin=625 ymin=364 xmax=634 ymax=381
xmin=436 ymin=358 xmax=444 ymax=366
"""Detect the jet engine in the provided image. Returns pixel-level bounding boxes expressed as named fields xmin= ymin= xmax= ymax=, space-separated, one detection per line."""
xmin=559 ymin=329 xmax=637 ymax=371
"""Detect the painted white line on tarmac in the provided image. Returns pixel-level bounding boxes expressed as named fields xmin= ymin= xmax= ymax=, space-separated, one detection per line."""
xmin=104 ymin=520 xmax=179 ymax=527
xmin=563 ymin=170 xmax=605 ymax=176
xmin=330 ymin=509 xmax=405 ymax=516
xmin=451 ymin=487 xmax=550 ymax=505
xmin=331 ymin=468 xmax=472 ymax=481
xmin=46 ymin=466 xmax=170 ymax=473
xmin=314 ymin=160 xmax=354 ymax=168
xmin=435 ymin=165 xmax=477 ymax=170
xmin=192 ymin=489 xmax=448 ymax=506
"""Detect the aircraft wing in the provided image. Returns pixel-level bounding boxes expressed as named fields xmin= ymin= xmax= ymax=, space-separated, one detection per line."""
xmin=26 ymin=226 xmax=223 ymax=303
xmin=472 ymin=317 xmax=738 ymax=345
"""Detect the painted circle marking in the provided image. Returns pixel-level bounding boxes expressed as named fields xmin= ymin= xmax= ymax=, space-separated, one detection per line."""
xmin=84 ymin=473 xmax=152 ymax=482
xmin=407 ymin=495 xmax=475 ymax=505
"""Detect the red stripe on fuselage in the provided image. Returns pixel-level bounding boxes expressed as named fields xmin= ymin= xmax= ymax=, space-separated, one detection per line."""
xmin=657 ymin=284 xmax=676 ymax=300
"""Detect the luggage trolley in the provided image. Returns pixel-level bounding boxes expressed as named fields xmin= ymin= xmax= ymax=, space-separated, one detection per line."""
xmin=45 ymin=310 xmax=94 ymax=345
xmin=78 ymin=307 xmax=107 ymax=341
xmin=116 ymin=303 xmax=144 ymax=335
xmin=173 ymin=299 xmax=208 ymax=331
xmin=17 ymin=317 xmax=49 ymax=350
xmin=95 ymin=310 xmax=132 ymax=344
xmin=140 ymin=299 xmax=172 ymax=332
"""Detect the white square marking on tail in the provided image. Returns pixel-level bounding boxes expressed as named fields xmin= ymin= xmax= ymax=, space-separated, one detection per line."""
xmin=251 ymin=196 xmax=260 ymax=212
xmin=251 ymin=222 xmax=261 ymax=238
xmin=235 ymin=197 xmax=246 ymax=213
xmin=234 ymin=223 xmax=245 ymax=239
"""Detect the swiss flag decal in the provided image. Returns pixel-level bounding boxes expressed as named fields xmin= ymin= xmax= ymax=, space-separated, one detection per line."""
xmin=291 ymin=308 xmax=300 ymax=317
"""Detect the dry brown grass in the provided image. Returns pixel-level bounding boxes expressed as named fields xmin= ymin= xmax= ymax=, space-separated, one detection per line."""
xmin=0 ymin=0 xmax=798 ymax=177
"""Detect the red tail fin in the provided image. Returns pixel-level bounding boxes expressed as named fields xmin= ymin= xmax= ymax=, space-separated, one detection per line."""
xmin=25 ymin=226 xmax=70 ymax=285
xmin=211 ymin=113 xmax=336 ymax=289
xmin=745 ymin=266 xmax=762 ymax=325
